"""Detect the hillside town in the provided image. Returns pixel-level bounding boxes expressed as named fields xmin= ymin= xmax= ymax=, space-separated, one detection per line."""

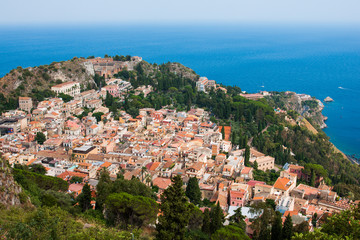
xmin=0 ymin=57 xmax=356 ymax=238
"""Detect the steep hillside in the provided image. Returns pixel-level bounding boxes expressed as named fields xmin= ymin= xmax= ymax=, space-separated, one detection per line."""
xmin=0 ymin=57 xmax=94 ymax=98
xmin=136 ymin=61 xmax=199 ymax=81
xmin=0 ymin=160 xmax=28 ymax=207
xmin=266 ymin=91 xmax=327 ymax=129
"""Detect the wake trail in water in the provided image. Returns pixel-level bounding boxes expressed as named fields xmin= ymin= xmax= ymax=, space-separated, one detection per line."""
xmin=338 ymin=86 xmax=360 ymax=93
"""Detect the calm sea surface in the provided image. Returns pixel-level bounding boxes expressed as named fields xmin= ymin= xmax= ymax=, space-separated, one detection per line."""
xmin=0 ymin=24 xmax=359 ymax=156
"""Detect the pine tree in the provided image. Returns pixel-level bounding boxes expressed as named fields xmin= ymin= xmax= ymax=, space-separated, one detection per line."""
xmin=245 ymin=145 xmax=250 ymax=167
xmin=271 ymin=211 xmax=282 ymax=240
xmin=78 ymin=183 xmax=92 ymax=212
xmin=186 ymin=177 xmax=202 ymax=205
xmin=156 ymin=175 xmax=190 ymax=240
xmin=282 ymin=214 xmax=293 ymax=240
xmin=202 ymin=208 xmax=211 ymax=235
xmin=210 ymin=202 xmax=224 ymax=234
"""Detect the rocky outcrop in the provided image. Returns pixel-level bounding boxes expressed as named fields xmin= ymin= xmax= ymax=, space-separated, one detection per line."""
xmin=139 ymin=61 xmax=199 ymax=82
xmin=0 ymin=160 xmax=25 ymax=207
xmin=269 ymin=91 xmax=327 ymax=129
xmin=0 ymin=57 xmax=94 ymax=98
xmin=324 ymin=96 xmax=334 ymax=102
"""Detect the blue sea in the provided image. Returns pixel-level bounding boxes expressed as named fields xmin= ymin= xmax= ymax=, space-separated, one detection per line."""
xmin=0 ymin=24 xmax=359 ymax=157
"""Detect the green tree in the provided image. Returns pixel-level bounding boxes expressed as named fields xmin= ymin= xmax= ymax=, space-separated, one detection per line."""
xmin=221 ymin=126 xmax=225 ymax=140
xmin=4 ymin=207 xmax=83 ymax=239
xmin=282 ymin=214 xmax=293 ymax=240
xmin=58 ymin=93 xmax=74 ymax=103
xmin=92 ymin=112 xmax=104 ymax=122
xmin=271 ymin=211 xmax=282 ymax=240
xmin=266 ymin=199 xmax=276 ymax=210
xmin=127 ymin=107 xmax=139 ymax=118
xmin=95 ymin=170 xmax=112 ymax=211
xmin=245 ymin=145 xmax=250 ymax=167
xmin=156 ymin=175 xmax=190 ymax=240
xmin=312 ymin=212 xmax=317 ymax=228
xmin=229 ymin=207 xmax=246 ymax=231
xmin=35 ymin=132 xmax=46 ymax=145
xmin=105 ymin=192 xmax=158 ymax=229
xmin=310 ymin=169 xmax=316 ymax=187
xmin=77 ymin=183 xmax=92 ymax=212
xmin=253 ymin=160 xmax=258 ymax=171
xmin=210 ymin=202 xmax=224 ymax=234
xmin=105 ymin=92 xmax=113 ymax=107
xmin=202 ymin=208 xmax=211 ymax=235
xmin=211 ymin=225 xmax=250 ymax=240
xmin=292 ymin=229 xmax=331 ymax=240
xmin=251 ymin=204 xmax=272 ymax=240
xmin=186 ymin=177 xmax=202 ymax=205
xmin=30 ymin=164 xmax=47 ymax=175
xmin=293 ymin=221 xmax=309 ymax=235
xmin=188 ymin=204 xmax=204 ymax=231
xmin=111 ymin=177 xmax=155 ymax=199
xmin=70 ymin=176 xmax=83 ymax=184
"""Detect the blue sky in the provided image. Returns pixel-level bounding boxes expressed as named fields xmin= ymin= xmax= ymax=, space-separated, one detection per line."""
xmin=1 ymin=0 xmax=360 ymax=25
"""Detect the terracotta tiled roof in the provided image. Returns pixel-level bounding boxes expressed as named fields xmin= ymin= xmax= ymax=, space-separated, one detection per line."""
xmin=152 ymin=177 xmax=172 ymax=190
xmin=100 ymin=162 xmax=112 ymax=168
xmin=241 ymin=167 xmax=252 ymax=174
xmin=273 ymin=177 xmax=291 ymax=191
xmin=57 ymin=171 xmax=87 ymax=180
xmin=149 ymin=162 xmax=161 ymax=171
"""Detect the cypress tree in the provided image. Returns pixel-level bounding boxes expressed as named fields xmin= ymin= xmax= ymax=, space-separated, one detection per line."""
xmin=271 ymin=211 xmax=282 ymax=240
xmin=210 ymin=202 xmax=224 ymax=234
xmin=257 ymin=207 xmax=271 ymax=240
xmin=282 ymin=214 xmax=293 ymax=240
xmin=186 ymin=177 xmax=202 ymax=205
xmin=245 ymin=145 xmax=250 ymax=167
xmin=254 ymin=160 xmax=258 ymax=170
xmin=312 ymin=212 xmax=317 ymax=228
xmin=310 ymin=170 xmax=316 ymax=187
xmin=202 ymin=208 xmax=211 ymax=235
xmin=156 ymin=175 xmax=190 ymax=240
xmin=78 ymin=183 xmax=92 ymax=212
xmin=95 ymin=170 xmax=112 ymax=211
xmin=221 ymin=126 xmax=225 ymax=140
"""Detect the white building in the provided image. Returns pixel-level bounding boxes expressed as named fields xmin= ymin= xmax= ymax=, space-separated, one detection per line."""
xmin=51 ymin=81 xmax=81 ymax=97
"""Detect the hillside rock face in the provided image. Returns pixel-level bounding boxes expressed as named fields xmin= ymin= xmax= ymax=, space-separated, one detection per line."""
xmin=270 ymin=92 xmax=327 ymax=129
xmin=0 ymin=160 xmax=23 ymax=207
xmin=0 ymin=57 xmax=94 ymax=97
xmin=140 ymin=61 xmax=199 ymax=82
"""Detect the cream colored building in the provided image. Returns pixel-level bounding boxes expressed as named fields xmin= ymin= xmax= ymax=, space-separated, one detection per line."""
xmin=51 ymin=81 xmax=80 ymax=97
xmin=18 ymin=97 xmax=33 ymax=112
xmin=250 ymin=155 xmax=275 ymax=171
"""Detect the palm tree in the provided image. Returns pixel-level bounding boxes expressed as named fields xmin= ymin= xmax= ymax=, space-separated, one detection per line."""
xmin=145 ymin=174 xmax=152 ymax=186
xmin=141 ymin=166 xmax=147 ymax=182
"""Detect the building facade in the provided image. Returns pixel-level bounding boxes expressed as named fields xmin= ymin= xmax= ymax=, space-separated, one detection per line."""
xmin=51 ymin=81 xmax=81 ymax=97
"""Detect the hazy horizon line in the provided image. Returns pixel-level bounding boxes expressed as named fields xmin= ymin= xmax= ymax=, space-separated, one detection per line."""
xmin=1 ymin=20 xmax=360 ymax=28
